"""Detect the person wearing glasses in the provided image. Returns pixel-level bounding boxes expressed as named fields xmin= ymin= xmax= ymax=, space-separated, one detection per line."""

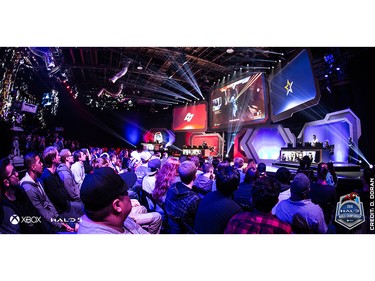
xmin=1 ymin=157 xmax=52 ymax=233
xmin=57 ymin=149 xmax=83 ymax=204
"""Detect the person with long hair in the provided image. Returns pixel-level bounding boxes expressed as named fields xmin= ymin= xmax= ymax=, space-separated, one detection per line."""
xmin=152 ymin=157 xmax=180 ymax=204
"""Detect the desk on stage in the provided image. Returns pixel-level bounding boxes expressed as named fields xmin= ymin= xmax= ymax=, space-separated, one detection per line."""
xmin=182 ymin=148 xmax=212 ymax=157
xmin=141 ymin=143 xmax=164 ymax=152
xmin=280 ymin=147 xmax=330 ymax=163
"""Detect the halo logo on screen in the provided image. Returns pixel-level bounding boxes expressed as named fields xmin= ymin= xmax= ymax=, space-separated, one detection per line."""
xmin=184 ymin=113 xmax=195 ymax=122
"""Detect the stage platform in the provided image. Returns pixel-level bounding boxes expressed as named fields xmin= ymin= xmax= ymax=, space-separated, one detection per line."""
xmin=266 ymin=161 xmax=363 ymax=197
xmin=271 ymin=161 xmax=361 ymax=173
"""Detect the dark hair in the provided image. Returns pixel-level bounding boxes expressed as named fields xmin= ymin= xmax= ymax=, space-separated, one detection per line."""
xmin=91 ymin=157 xmax=109 ymax=169
xmin=251 ymin=177 xmax=280 ymax=213
xmin=317 ymin=162 xmax=328 ymax=180
xmin=216 ymin=165 xmax=240 ymax=197
xmin=300 ymin=156 xmax=312 ymax=169
xmin=244 ymin=168 xmax=259 ymax=184
xmin=202 ymin=162 xmax=213 ymax=174
xmin=222 ymin=156 xmax=232 ymax=163
xmin=257 ymin=162 xmax=266 ymax=175
xmin=190 ymin=156 xmax=200 ymax=168
xmin=179 ymin=154 xmax=189 ymax=163
xmin=212 ymin=158 xmax=220 ymax=169
xmin=275 ymin=167 xmax=291 ymax=184
xmin=73 ymin=150 xmax=83 ymax=162
xmin=24 ymin=152 xmax=38 ymax=170
xmin=0 ymin=157 xmax=11 ymax=186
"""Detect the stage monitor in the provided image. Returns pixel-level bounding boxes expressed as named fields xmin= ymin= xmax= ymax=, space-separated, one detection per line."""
xmin=172 ymin=101 xmax=207 ymax=132
xmin=269 ymin=48 xmax=321 ymax=122
xmin=209 ymin=73 xmax=268 ymax=130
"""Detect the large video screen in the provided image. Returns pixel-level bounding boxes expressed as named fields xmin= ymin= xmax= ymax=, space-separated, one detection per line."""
xmin=269 ymin=48 xmax=321 ymax=122
xmin=209 ymin=73 xmax=268 ymax=130
xmin=172 ymin=101 xmax=207 ymax=132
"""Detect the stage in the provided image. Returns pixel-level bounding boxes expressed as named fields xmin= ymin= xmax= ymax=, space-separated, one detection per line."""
xmin=267 ymin=161 xmax=363 ymax=197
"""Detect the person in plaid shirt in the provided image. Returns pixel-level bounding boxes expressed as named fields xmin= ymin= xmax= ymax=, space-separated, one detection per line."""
xmin=225 ymin=177 xmax=292 ymax=234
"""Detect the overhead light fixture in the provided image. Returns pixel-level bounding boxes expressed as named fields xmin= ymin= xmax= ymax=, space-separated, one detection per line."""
xmin=137 ymin=65 xmax=143 ymax=70
xmin=226 ymin=48 xmax=234 ymax=54
xmin=109 ymin=60 xmax=131 ymax=83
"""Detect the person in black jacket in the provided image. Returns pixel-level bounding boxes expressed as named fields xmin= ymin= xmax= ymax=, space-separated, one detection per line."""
xmin=1 ymin=157 xmax=53 ymax=233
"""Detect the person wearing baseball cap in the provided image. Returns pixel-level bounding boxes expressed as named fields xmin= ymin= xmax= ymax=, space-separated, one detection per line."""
xmin=78 ymin=167 xmax=148 ymax=234
xmin=134 ymin=150 xmax=152 ymax=187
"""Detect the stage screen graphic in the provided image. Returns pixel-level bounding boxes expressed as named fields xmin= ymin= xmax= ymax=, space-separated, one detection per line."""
xmin=172 ymin=102 xmax=207 ymax=132
xmin=209 ymin=73 xmax=268 ymax=130
xmin=269 ymin=48 xmax=321 ymax=122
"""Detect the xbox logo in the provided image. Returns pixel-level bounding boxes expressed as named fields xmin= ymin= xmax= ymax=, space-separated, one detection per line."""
xmin=10 ymin=214 xmax=20 ymax=225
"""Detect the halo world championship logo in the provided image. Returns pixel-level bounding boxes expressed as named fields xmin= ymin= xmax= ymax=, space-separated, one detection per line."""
xmin=335 ymin=192 xmax=365 ymax=230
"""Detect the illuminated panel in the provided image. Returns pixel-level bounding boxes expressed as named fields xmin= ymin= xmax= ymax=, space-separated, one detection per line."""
xmin=209 ymin=73 xmax=268 ymax=130
xmin=252 ymin=128 xmax=285 ymax=160
xmin=270 ymin=48 xmax=321 ymax=122
xmin=190 ymin=133 xmax=224 ymax=158
xmin=172 ymin=102 xmax=207 ymax=132
xmin=299 ymin=109 xmax=361 ymax=163
xmin=143 ymin=128 xmax=175 ymax=147
xmin=233 ymin=128 xmax=247 ymax=160
xmin=240 ymin=125 xmax=296 ymax=165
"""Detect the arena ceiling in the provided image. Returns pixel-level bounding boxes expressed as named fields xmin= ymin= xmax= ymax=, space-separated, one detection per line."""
xmin=0 ymin=47 xmax=368 ymax=115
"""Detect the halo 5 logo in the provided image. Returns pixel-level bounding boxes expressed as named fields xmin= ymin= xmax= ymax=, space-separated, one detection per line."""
xmin=335 ymin=192 xmax=365 ymax=230
xmin=51 ymin=217 xmax=82 ymax=223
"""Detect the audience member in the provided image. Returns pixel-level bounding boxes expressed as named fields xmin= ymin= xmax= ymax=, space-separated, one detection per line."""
xmin=57 ymin=149 xmax=82 ymax=203
xmin=160 ymin=152 xmax=169 ymax=166
xmin=271 ymin=167 xmax=291 ymax=214
xmin=0 ymin=157 xmax=53 ymax=233
xmin=134 ymin=151 xmax=152 ymax=187
xmin=244 ymin=158 xmax=257 ymax=174
xmin=120 ymin=171 xmax=162 ymax=234
xmin=275 ymin=173 xmax=327 ymax=234
xmin=233 ymin=157 xmax=246 ymax=183
xmin=297 ymin=155 xmax=315 ymax=181
xmin=225 ymin=177 xmax=292 ymax=234
xmin=309 ymin=162 xmax=337 ymax=226
xmin=71 ymin=149 xmax=86 ymax=188
xmin=40 ymin=146 xmax=83 ymax=226
xmin=165 ymin=160 xmax=201 ymax=234
xmin=109 ymin=153 xmax=121 ymax=173
xmin=81 ymin=148 xmax=93 ymax=175
xmin=78 ymin=167 xmax=149 ymax=234
xmin=212 ymin=160 xmax=230 ymax=192
xmin=233 ymin=167 xmax=259 ymax=211
xmin=194 ymin=165 xmax=242 ymax=234
xmin=20 ymin=152 xmax=74 ymax=232
xmin=326 ymin=162 xmax=338 ymax=187
xmin=190 ymin=155 xmax=203 ymax=177
xmin=142 ymin=158 xmax=161 ymax=195
xmin=152 ymin=157 xmax=180 ymax=205
xmin=257 ymin=162 xmax=267 ymax=178
xmin=91 ymin=157 xmax=109 ymax=169
xmin=193 ymin=162 xmax=215 ymax=198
